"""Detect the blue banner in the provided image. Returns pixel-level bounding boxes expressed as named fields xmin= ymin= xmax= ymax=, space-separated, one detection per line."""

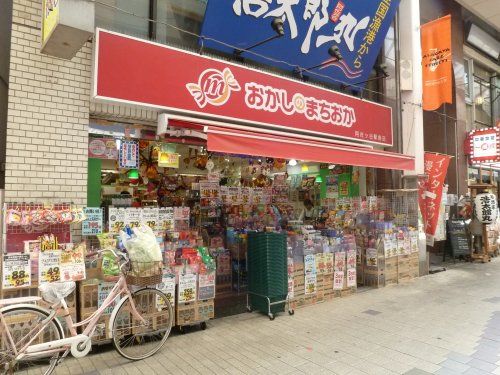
xmin=200 ymin=0 xmax=400 ymax=87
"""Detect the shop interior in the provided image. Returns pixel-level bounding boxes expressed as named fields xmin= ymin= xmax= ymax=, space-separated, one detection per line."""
xmin=88 ymin=120 xmax=420 ymax=318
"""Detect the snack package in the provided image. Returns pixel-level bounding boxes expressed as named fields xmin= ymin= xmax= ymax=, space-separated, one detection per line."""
xmin=97 ymin=233 xmax=120 ymax=280
xmin=6 ymin=208 xmax=22 ymax=226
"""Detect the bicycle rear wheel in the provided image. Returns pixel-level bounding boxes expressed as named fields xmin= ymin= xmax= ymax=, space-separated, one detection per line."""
xmin=0 ymin=305 xmax=64 ymax=375
xmin=112 ymin=288 xmax=173 ymax=360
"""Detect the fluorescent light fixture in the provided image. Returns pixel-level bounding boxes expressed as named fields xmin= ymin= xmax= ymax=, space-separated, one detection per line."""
xmin=328 ymin=164 xmax=336 ymax=170
xmin=288 ymin=159 xmax=297 ymax=166
xmin=467 ymin=24 xmax=500 ymax=60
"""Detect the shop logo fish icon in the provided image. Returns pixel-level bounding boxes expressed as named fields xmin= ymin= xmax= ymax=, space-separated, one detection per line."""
xmin=186 ymin=68 xmax=241 ymax=108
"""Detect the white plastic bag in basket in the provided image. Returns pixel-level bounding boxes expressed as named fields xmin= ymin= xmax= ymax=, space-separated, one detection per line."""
xmin=120 ymin=225 xmax=162 ymax=274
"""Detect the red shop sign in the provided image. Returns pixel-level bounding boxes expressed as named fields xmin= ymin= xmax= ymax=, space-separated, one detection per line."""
xmin=94 ymin=29 xmax=393 ymax=147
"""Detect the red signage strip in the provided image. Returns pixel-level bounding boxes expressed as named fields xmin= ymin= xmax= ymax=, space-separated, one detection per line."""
xmin=206 ymin=127 xmax=414 ymax=171
xmin=94 ymin=29 xmax=393 ymax=147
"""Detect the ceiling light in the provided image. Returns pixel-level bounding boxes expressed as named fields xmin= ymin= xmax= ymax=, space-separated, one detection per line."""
xmin=288 ymin=159 xmax=297 ymax=166
xmin=328 ymin=164 xmax=336 ymax=170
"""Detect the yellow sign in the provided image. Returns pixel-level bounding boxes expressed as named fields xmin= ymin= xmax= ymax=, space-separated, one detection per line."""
xmin=42 ymin=0 xmax=59 ymax=44
xmin=158 ymin=152 xmax=179 ymax=168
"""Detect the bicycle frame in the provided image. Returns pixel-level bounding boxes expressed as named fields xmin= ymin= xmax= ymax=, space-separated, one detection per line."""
xmin=1 ymin=274 xmax=145 ymax=363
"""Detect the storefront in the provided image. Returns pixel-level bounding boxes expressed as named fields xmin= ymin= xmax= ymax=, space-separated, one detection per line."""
xmin=461 ymin=127 xmax=500 ymax=262
xmin=0 ymin=28 xmax=419 ymax=344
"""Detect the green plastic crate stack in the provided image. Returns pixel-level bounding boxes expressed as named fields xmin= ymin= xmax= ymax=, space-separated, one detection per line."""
xmin=247 ymin=232 xmax=287 ymax=315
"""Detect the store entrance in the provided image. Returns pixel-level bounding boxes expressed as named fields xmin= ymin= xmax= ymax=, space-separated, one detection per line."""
xmin=93 ymin=129 xmax=373 ymax=319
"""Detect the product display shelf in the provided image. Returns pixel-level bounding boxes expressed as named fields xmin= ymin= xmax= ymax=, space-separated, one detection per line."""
xmin=246 ymin=232 xmax=293 ymax=320
xmin=176 ymin=279 xmax=214 ymax=332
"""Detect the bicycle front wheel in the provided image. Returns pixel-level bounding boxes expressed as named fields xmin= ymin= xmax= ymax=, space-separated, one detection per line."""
xmin=0 ymin=305 xmax=64 ymax=375
xmin=112 ymin=288 xmax=173 ymax=360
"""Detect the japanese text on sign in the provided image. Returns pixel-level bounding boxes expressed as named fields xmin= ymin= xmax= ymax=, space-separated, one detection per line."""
xmin=82 ymin=208 xmax=103 ymax=236
xmin=2 ymin=254 xmax=31 ymax=289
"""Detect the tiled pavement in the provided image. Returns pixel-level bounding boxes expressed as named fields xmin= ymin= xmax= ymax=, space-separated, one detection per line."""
xmin=50 ymin=259 xmax=500 ymax=374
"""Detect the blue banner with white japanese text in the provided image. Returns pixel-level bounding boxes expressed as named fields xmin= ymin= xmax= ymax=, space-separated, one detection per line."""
xmin=200 ymin=0 xmax=400 ymax=87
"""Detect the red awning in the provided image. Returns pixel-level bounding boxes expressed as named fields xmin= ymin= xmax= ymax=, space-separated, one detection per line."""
xmin=206 ymin=127 xmax=415 ymax=171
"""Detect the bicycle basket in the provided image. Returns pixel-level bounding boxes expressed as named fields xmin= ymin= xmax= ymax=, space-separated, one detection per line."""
xmin=124 ymin=261 xmax=163 ymax=286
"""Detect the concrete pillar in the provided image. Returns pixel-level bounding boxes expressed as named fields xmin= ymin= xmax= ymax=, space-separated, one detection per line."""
xmin=399 ymin=0 xmax=427 ymax=273
xmin=400 ymin=0 xmax=425 ymax=176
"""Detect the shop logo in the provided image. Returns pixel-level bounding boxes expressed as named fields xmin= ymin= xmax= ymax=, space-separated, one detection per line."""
xmin=186 ymin=68 xmax=241 ymax=108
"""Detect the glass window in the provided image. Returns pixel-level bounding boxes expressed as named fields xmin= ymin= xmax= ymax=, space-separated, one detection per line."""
xmin=474 ymin=75 xmax=492 ymax=126
xmin=96 ymin=0 xmax=150 ymax=39
xmin=464 ymin=58 xmax=473 ymax=103
xmin=95 ymin=0 xmax=207 ymax=49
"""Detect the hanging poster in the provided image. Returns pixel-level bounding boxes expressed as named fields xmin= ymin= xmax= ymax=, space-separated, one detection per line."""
xmin=199 ymin=182 xmax=221 ymax=200
xmin=198 ymin=272 xmax=216 ymax=300
xmin=324 ymin=253 xmax=334 ymax=274
xmin=174 ymin=207 xmax=190 ymax=221
xmin=240 ymin=187 xmax=253 ymax=205
xmin=157 ymin=151 xmax=179 ymax=168
xmin=178 ymin=273 xmax=197 ymax=303
xmin=2 ymin=254 xmax=31 ymax=289
xmin=158 ymin=207 xmax=174 ymax=231
xmin=82 ymin=207 xmax=103 ymax=236
xmin=347 ymin=269 xmax=357 ymax=287
xmin=366 ymin=248 xmax=378 ymax=267
xmin=88 ymin=137 xmax=118 ymax=160
xmin=305 ymin=273 xmax=317 ymax=295
xmin=227 ymin=187 xmax=241 ymax=205
xmin=108 ymin=208 xmax=126 ymax=233
xmin=334 ymin=251 xmax=346 ymax=272
xmin=142 ymin=207 xmax=159 ymax=232
xmin=125 ymin=208 xmax=142 ymax=228
xmin=60 ymin=243 xmax=86 ymax=282
xmin=252 ymin=188 xmax=264 ymax=205
xmin=346 ymin=250 xmax=356 ymax=269
xmin=156 ymin=273 xmax=176 ymax=309
xmin=315 ymin=253 xmax=326 ymax=275
xmin=304 ymin=254 xmax=316 ymax=274
xmin=119 ymin=140 xmax=139 ymax=169
xmin=333 ymin=271 xmax=345 ymax=290
xmin=98 ymin=282 xmax=119 ymax=314
xmin=39 ymin=250 xmax=61 ymax=283
xmin=410 ymin=231 xmax=419 ymax=253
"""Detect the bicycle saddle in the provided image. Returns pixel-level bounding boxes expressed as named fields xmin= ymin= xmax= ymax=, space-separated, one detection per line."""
xmin=39 ymin=281 xmax=76 ymax=304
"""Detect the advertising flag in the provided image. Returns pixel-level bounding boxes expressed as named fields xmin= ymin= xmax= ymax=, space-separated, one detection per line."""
xmin=421 ymin=15 xmax=453 ymax=111
xmin=421 ymin=152 xmax=452 ymax=245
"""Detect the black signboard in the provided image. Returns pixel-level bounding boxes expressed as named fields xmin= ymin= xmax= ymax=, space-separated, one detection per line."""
xmin=447 ymin=220 xmax=470 ymax=257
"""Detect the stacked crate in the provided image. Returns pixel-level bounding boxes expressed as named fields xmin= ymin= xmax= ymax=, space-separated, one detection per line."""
xmin=247 ymin=233 xmax=288 ymax=316
xmin=409 ymin=253 xmax=420 ymax=279
xmin=363 ymin=245 xmax=386 ymax=288
xmin=397 ymin=254 xmax=411 ymax=282
xmin=384 ymin=256 xmax=398 ymax=286
xmin=79 ymin=280 xmax=111 ymax=344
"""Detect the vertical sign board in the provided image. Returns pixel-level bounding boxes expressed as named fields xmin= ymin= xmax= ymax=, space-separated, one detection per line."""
xmin=119 ymin=140 xmax=139 ymax=169
xmin=201 ymin=0 xmax=401 ymax=88
xmin=42 ymin=0 xmax=59 ymax=46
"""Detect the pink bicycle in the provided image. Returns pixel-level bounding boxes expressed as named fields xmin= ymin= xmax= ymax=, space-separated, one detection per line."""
xmin=0 ymin=249 xmax=173 ymax=374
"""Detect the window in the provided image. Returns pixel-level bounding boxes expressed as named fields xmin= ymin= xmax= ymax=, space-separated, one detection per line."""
xmin=464 ymin=58 xmax=473 ymax=103
xmin=95 ymin=0 xmax=207 ymax=49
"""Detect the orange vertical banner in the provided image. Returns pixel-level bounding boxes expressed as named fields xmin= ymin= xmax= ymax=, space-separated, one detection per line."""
xmin=421 ymin=15 xmax=453 ymax=111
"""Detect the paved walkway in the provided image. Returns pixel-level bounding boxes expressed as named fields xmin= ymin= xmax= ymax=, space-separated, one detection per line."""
xmin=56 ymin=259 xmax=500 ymax=375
